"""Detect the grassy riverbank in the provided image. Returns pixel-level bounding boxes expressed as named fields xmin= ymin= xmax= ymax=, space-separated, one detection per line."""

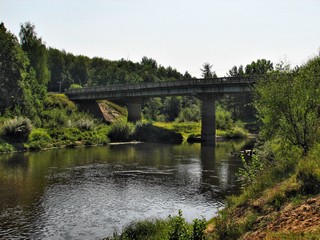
xmin=154 ymin=121 xmax=249 ymax=141
xmin=0 ymin=92 xmax=251 ymax=153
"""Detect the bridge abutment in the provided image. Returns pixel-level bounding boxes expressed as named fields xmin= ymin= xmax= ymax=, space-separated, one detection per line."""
xmin=126 ymin=98 xmax=143 ymax=122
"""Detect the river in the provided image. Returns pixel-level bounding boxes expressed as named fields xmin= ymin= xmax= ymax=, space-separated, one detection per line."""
xmin=0 ymin=141 xmax=250 ymax=239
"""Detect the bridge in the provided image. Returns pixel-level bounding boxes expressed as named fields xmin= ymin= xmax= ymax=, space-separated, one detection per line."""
xmin=66 ymin=77 xmax=255 ymax=142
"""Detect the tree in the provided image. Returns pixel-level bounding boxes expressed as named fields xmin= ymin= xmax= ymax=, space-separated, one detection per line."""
xmin=0 ymin=22 xmax=45 ymax=122
xmin=163 ymin=97 xmax=182 ymax=121
xmin=19 ymin=22 xmax=50 ymax=85
xmin=0 ymin=22 xmax=24 ymax=113
xmin=142 ymin=97 xmax=163 ymax=121
xmin=245 ymin=59 xmax=273 ymax=75
xmin=201 ymin=62 xmax=217 ymax=78
xmin=228 ymin=65 xmax=244 ymax=77
xmin=254 ymin=56 xmax=320 ymax=154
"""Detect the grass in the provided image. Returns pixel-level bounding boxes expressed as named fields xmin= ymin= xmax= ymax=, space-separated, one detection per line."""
xmin=209 ymin=141 xmax=320 ymax=240
xmin=154 ymin=121 xmax=201 ymax=140
xmin=154 ymin=121 xmax=249 ymax=141
xmin=104 ymin=210 xmax=207 ymax=240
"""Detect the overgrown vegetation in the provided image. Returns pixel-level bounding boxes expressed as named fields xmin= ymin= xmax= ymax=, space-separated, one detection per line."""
xmin=207 ymin=56 xmax=320 ymax=239
xmin=104 ymin=210 xmax=207 ymax=240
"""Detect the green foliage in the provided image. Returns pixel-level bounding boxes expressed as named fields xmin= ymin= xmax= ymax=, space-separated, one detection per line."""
xmin=0 ymin=23 xmax=25 ymax=114
xmin=105 ymin=210 xmax=207 ymax=240
xmin=75 ymin=117 xmax=95 ymax=131
xmin=0 ymin=22 xmax=45 ymax=122
xmin=0 ymin=139 xmax=15 ymax=152
xmin=237 ymin=155 xmax=265 ymax=189
xmin=69 ymin=84 xmax=82 ymax=89
xmin=42 ymin=109 xmax=69 ymax=129
xmin=200 ymin=62 xmax=217 ymax=78
xmin=192 ymin=218 xmax=207 ymax=240
xmin=168 ymin=210 xmax=190 ymax=240
xmin=44 ymin=94 xmax=76 ymax=111
xmin=296 ymin=159 xmax=320 ymax=195
xmin=142 ymin=97 xmax=163 ymax=121
xmin=215 ymin=104 xmax=233 ymax=130
xmin=26 ymin=128 xmax=52 ymax=150
xmin=164 ymin=97 xmax=182 ymax=121
xmin=1 ymin=117 xmax=33 ymax=139
xmin=214 ymin=210 xmax=241 ymax=240
xmin=20 ymin=22 xmax=50 ymax=85
xmin=245 ymin=59 xmax=273 ymax=75
xmin=108 ymin=119 xmax=135 ymax=142
xmin=254 ymin=56 xmax=320 ymax=154
xmin=176 ymin=104 xmax=201 ymax=122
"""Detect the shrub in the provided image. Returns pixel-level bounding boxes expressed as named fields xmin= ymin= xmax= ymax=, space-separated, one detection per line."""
xmin=75 ymin=118 xmax=95 ymax=131
xmin=108 ymin=119 xmax=135 ymax=142
xmin=177 ymin=104 xmax=201 ymax=122
xmin=44 ymin=93 xmax=76 ymax=112
xmin=168 ymin=210 xmax=190 ymax=240
xmin=80 ymin=129 xmax=110 ymax=145
xmin=216 ymin=105 xmax=233 ymax=130
xmin=1 ymin=117 xmax=33 ymax=139
xmin=296 ymin=160 xmax=320 ymax=195
xmin=26 ymin=128 xmax=52 ymax=150
xmin=0 ymin=140 xmax=15 ymax=152
xmin=42 ymin=109 xmax=69 ymax=129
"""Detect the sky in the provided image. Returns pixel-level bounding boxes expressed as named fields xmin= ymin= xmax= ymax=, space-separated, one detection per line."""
xmin=1 ymin=0 xmax=320 ymax=77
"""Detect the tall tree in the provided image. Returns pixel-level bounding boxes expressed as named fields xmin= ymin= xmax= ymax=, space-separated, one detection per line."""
xmin=245 ymin=59 xmax=273 ymax=75
xmin=0 ymin=22 xmax=24 ymax=113
xmin=19 ymin=22 xmax=50 ymax=85
xmin=228 ymin=65 xmax=245 ymax=77
xmin=254 ymin=56 xmax=320 ymax=154
xmin=201 ymin=62 xmax=217 ymax=78
xmin=0 ymin=22 xmax=45 ymax=121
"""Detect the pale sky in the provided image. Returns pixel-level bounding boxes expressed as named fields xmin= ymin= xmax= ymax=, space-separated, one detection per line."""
xmin=1 ymin=0 xmax=319 ymax=77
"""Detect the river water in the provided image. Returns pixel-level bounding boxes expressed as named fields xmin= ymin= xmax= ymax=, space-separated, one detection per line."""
xmin=0 ymin=141 xmax=249 ymax=239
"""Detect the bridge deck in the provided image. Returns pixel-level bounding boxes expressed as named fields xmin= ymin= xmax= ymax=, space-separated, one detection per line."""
xmin=66 ymin=77 xmax=255 ymax=100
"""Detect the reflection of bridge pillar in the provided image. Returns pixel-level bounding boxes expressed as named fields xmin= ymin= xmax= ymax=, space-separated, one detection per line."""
xmin=199 ymin=95 xmax=217 ymax=143
xmin=75 ymin=100 xmax=105 ymax=121
xmin=126 ymin=98 xmax=142 ymax=122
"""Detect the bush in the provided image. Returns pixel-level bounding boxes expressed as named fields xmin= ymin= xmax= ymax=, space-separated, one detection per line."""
xmin=108 ymin=119 xmax=135 ymax=142
xmin=296 ymin=160 xmax=320 ymax=195
xmin=26 ymin=128 xmax=52 ymax=150
xmin=0 ymin=139 xmax=15 ymax=152
xmin=75 ymin=117 xmax=95 ymax=131
xmin=177 ymin=104 xmax=201 ymax=122
xmin=105 ymin=210 xmax=207 ymax=240
xmin=42 ymin=109 xmax=69 ymax=129
xmin=1 ymin=117 xmax=33 ymax=139
xmin=43 ymin=93 xmax=76 ymax=111
xmin=216 ymin=105 xmax=233 ymax=130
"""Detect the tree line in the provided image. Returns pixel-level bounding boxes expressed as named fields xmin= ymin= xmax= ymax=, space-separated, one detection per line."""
xmin=0 ymin=21 xmax=276 ymax=123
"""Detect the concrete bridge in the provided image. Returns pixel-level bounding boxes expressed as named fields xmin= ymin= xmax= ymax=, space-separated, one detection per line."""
xmin=66 ymin=77 xmax=255 ymax=142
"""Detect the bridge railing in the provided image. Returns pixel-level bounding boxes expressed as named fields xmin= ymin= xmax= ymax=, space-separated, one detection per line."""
xmin=66 ymin=76 xmax=255 ymax=95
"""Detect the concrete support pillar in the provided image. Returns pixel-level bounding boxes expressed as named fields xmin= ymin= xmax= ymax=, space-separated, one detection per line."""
xmin=200 ymin=95 xmax=216 ymax=143
xmin=126 ymin=98 xmax=142 ymax=122
xmin=75 ymin=100 xmax=105 ymax=121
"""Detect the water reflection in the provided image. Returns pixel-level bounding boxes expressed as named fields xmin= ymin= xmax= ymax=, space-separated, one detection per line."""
xmin=0 ymin=140 xmax=250 ymax=239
